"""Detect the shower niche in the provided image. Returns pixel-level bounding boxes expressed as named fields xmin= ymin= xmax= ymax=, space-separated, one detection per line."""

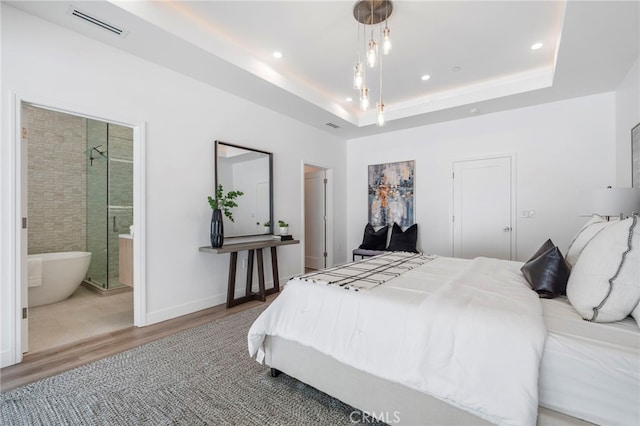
xmin=85 ymin=119 xmax=133 ymax=290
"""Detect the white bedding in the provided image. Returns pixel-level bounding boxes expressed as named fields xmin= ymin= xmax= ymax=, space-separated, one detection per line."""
xmin=248 ymin=256 xmax=546 ymax=426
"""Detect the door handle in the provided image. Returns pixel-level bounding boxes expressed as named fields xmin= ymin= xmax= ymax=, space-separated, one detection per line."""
xmin=503 ymin=226 xmax=512 ymax=232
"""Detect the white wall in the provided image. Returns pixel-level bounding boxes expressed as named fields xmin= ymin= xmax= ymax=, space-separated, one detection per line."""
xmin=615 ymin=56 xmax=640 ymax=186
xmin=0 ymin=5 xmax=347 ymax=366
xmin=346 ymin=93 xmax=617 ymax=262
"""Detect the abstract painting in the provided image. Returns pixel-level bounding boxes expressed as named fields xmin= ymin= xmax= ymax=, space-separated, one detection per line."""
xmin=368 ymin=160 xmax=415 ymax=227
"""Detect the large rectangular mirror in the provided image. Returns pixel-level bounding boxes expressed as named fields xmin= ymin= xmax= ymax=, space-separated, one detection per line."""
xmin=215 ymin=140 xmax=273 ymax=237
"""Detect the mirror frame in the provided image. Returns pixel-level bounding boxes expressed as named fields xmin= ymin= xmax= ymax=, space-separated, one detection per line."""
xmin=214 ymin=140 xmax=274 ymax=237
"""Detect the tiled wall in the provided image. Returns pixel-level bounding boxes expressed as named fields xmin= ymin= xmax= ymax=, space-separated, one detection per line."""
xmin=25 ymin=105 xmax=87 ymax=254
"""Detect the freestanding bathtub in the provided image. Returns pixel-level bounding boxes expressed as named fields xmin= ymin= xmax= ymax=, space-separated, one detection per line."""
xmin=27 ymin=251 xmax=92 ymax=307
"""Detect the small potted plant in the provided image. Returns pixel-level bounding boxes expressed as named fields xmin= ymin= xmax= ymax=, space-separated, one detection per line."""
xmin=263 ymin=221 xmax=271 ymax=234
xmin=278 ymin=220 xmax=289 ymax=235
xmin=207 ymin=184 xmax=244 ymax=248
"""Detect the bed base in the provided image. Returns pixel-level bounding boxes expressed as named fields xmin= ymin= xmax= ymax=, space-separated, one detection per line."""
xmin=264 ymin=336 xmax=590 ymax=426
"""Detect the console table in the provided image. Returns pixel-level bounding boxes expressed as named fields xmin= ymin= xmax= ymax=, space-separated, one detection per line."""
xmin=199 ymin=238 xmax=299 ymax=308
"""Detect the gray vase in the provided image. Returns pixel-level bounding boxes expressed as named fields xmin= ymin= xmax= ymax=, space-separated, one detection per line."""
xmin=210 ymin=209 xmax=224 ymax=248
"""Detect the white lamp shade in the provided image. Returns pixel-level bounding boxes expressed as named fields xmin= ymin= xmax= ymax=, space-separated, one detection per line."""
xmin=587 ymin=188 xmax=640 ymax=216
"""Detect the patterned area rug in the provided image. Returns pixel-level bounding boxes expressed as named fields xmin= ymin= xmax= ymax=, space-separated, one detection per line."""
xmin=1 ymin=305 xmax=385 ymax=425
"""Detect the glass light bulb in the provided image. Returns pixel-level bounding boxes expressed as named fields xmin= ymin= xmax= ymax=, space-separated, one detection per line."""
xmin=367 ymin=39 xmax=377 ymax=68
xmin=353 ymin=62 xmax=363 ymax=90
xmin=376 ymin=102 xmax=385 ymax=126
xmin=360 ymin=86 xmax=370 ymax=111
xmin=383 ymin=27 xmax=391 ymax=55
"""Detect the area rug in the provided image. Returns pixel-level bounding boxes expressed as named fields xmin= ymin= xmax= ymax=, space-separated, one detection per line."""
xmin=1 ymin=305 xmax=385 ymax=425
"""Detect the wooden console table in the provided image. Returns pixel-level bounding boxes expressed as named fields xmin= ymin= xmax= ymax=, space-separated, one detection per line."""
xmin=199 ymin=238 xmax=299 ymax=308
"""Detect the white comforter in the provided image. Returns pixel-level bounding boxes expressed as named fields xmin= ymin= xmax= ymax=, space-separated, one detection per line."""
xmin=248 ymin=256 xmax=546 ymax=426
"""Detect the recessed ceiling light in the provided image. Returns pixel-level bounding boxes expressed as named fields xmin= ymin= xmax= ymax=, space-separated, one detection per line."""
xmin=421 ymin=74 xmax=431 ymax=81
xmin=346 ymin=97 xmax=353 ymax=102
xmin=272 ymin=51 xmax=283 ymax=59
xmin=531 ymin=42 xmax=543 ymax=50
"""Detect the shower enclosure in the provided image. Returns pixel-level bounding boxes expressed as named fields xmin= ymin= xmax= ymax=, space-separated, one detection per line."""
xmin=85 ymin=119 xmax=133 ymax=289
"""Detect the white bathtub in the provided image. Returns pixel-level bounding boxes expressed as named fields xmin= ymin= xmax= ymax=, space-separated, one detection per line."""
xmin=27 ymin=251 xmax=91 ymax=307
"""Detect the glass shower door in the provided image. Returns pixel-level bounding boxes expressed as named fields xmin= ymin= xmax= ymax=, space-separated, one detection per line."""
xmin=86 ymin=120 xmax=109 ymax=287
xmin=85 ymin=120 xmax=133 ymax=289
xmin=107 ymin=124 xmax=133 ymax=287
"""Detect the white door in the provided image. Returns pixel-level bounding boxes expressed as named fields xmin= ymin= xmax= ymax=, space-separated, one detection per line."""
xmin=453 ymin=156 xmax=513 ymax=260
xmin=305 ymin=169 xmax=326 ymax=270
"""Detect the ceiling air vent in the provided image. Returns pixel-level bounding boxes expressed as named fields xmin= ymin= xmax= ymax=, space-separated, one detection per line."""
xmin=67 ymin=6 xmax=129 ymax=38
xmin=325 ymin=123 xmax=340 ymax=129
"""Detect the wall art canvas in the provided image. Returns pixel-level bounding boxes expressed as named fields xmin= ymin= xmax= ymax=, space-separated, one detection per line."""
xmin=633 ymin=122 xmax=640 ymax=188
xmin=368 ymin=160 xmax=415 ymax=227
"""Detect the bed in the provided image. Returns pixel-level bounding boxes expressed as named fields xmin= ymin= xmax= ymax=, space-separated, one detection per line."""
xmin=248 ymin=218 xmax=640 ymax=426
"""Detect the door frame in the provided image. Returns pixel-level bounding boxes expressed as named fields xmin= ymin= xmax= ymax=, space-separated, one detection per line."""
xmin=3 ymin=91 xmax=147 ymax=367
xmin=301 ymin=161 xmax=334 ymax=271
xmin=450 ymin=153 xmax=517 ymax=260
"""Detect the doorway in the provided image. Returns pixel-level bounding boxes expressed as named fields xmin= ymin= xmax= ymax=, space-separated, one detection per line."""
xmin=21 ymin=104 xmax=134 ymax=354
xmin=5 ymin=95 xmax=147 ymax=366
xmin=304 ymin=165 xmax=328 ymax=271
xmin=452 ymin=155 xmax=515 ymax=260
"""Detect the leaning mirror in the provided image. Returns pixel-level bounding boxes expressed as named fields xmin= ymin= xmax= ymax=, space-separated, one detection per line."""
xmin=215 ymin=141 xmax=273 ymax=237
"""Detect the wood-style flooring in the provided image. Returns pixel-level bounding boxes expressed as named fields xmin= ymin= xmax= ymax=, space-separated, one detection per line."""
xmin=0 ymin=295 xmax=276 ymax=392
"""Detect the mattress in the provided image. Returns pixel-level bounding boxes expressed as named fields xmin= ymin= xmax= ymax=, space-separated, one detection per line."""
xmin=539 ymin=297 xmax=640 ymax=425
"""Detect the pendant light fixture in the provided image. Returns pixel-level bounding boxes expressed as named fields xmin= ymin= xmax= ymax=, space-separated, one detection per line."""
xmin=352 ymin=0 xmax=393 ymax=125
xmin=367 ymin=36 xmax=378 ymax=68
xmin=382 ymin=23 xmax=391 ymax=54
xmin=360 ymin=85 xmax=370 ymax=111
xmin=353 ymin=10 xmax=363 ymax=90
xmin=377 ymin=23 xmax=385 ymax=126
xmin=366 ymin=0 xmax=378 ymax=68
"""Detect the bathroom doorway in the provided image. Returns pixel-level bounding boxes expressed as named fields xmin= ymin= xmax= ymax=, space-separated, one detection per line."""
xmin=22 ymin=104 xmax=135 ymax=354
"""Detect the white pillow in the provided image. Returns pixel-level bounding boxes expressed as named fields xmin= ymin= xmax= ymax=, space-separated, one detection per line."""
xmin=566 ymin=216 xmax=640 ymax=322
xmin=632 ymin=303 xmax=640 ymax=329
xmin=565 ymin=215 xmax=613 ymax=268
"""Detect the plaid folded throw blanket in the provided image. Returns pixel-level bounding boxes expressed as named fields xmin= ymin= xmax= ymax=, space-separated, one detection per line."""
xmin=298 ymin=252 xmax=435 ymax=291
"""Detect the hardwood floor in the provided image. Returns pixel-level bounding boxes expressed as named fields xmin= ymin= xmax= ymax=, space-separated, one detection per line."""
xmin=0 ymin=295 xmax=276 ymax=392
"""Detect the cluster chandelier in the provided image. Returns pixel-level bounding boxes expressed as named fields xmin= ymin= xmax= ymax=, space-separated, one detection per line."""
xmin=352 ymin=0 xmax=393 ymax=126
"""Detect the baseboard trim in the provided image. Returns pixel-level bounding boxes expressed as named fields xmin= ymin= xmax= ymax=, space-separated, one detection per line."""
xmin=145 ymin=294 xmax=225 ymax=326
xmin=144 ymin=274 xmax=293 ymax=326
